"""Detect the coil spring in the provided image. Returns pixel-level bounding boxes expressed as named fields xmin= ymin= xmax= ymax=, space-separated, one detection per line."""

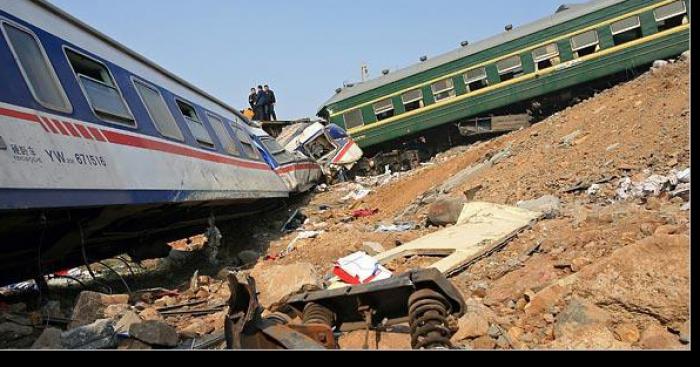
xmin=408 ymin=289 xmax=453 ymax=350
xmin=302 ymin=302 xmax=336 ymax=327
xmin=266 ymin=312 xmax=293 ymax=325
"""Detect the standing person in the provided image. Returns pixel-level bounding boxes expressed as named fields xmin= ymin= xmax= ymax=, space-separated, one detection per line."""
xmin=264 ymin=85 xmax=277 ymax=121
xmin=248 ymin=88 xmax=257 ymax=110
xmin=254 ymin=85 xmax=269 ymax=121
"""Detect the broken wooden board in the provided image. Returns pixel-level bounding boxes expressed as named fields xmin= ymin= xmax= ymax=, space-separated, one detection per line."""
xmin=375 ymin=202 xmax=543 ymax=277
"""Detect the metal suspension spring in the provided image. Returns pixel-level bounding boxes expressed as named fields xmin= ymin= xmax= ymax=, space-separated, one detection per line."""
xmin=302 ymin=302 xmax=336 ymax=327
xmin=408 ymin=289 xmax=453 ymax=350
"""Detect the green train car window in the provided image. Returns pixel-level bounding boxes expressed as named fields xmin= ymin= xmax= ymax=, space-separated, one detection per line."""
xmin=610 ymin=16 xmax=642 ymax=45
xmin=496 ymin=55 xmax=523 ymax=82
xmin=654 ymin=1 xmax=688 ymax=31
xmin=431 ymin=79 xmax=456 ymax=102
xmin=373 ymin=99 xmax=395 ymax=121
xmin=570 ymin=30 xmax=600 ymax=58
xmin=532 ymin=43 xmax=560 ymax=71
xmin=343 ymin=109 xmax=364 ymax=129
xmin=401 ymin=89 xmax=424 ymax=112
xmin=464 ymin=67 xmax=489 ymax=92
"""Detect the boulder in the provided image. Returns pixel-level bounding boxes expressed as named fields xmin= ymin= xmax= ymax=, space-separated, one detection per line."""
xmin=0 ymin=322 xmax=34 ymax=341
xmin=31 ymin=327 xmax=63 ymax=349
xmin=571 ymin=234 xmax=690 ymax=325
xmin=115 ymin=311 xmax=142 ymax=334
xmin=551 ymin=298 xmax=627 ymax=350
xmin=451 ymin=312 xmax=490 ymax=342
xmin=613 ymin=323 xmax=640 ymax=344
xmin=338 ymin=330 xmax=411 ymax=350
xmin=179 ymin=319 xmax=215 ymax=339
xmin=680 ymin=51 xmax=690 ymax=62
xmin=427 ymin=197 xmax=467 ymax=226
xmin=129 ymin=320 xmax=179 ymax=347
xmin=639 ymin=324 xmax=683 ymax=350
xmin=517 ymin=195 xmax=562 ymax=219
xmin=68 ymin=291 xmax=129 ymax=329
xmin=250 ymin=263 xmax=322 ymax=310
xmin=470 ymin=335 xmax=496 ymax=350
xmin=652 ymin=60 xmax=669 ymax=69
xmin=61 ymin=319 xmax=117 ymax=350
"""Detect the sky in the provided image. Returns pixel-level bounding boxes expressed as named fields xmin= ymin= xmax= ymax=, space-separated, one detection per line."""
xmin=48 ymin=0 xmax=568 ymax=119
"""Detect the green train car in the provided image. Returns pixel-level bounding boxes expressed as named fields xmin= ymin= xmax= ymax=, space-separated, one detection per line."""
xmin=317 ymin=0 xmax=690 ymax=151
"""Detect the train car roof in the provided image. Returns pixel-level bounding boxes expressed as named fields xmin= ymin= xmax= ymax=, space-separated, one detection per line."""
xmin=5 ymin=0 xmax=242 ymax=118
xmin=318 ymin=0 xmax=626 ymax=114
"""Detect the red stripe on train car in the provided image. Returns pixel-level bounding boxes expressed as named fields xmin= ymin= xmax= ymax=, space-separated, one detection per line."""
xmin=51 ymin=119 xmax=70 ymax=136
xmin=100 ymin=130 xmax=270 ymax=170
xmin=74 ymin=124 xmax=94 ymax=140
xmin=37 ymin=118 xmax=50 ymax=132
xmin=332 ymin=141 xmax=355 ymax=164
xmin=41 ymin=117 xmax=60 ymax=134
xmin=88 ymin=127 xmax=106 ymax=142
xmin=61 ymin=121 xmax=81 ymax=138
xmin=0 ymin=107 xmax=40 ymax=123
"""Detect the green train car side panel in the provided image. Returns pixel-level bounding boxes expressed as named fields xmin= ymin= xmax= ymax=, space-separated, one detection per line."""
xmin=350 ymin=30 xmax=689 ymax=148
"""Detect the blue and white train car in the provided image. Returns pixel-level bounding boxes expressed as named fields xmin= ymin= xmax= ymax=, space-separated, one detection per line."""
xmin=0 ymin=0 xmax=292 ymax=285
xmin=250 ymin=127 xmax=323 ymax=194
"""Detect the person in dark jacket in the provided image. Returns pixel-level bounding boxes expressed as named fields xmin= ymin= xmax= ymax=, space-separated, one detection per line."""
xmin=264 ymin=85 xmax=277 ymax=121
xmin=254 ymin=85 xmax=269 ymax=121
xmin=248 ymin=88 xmax=257 ymax=110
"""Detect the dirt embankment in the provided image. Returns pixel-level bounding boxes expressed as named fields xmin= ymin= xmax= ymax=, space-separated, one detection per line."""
xmin=255 ymin=60 xmax=690 ymax=350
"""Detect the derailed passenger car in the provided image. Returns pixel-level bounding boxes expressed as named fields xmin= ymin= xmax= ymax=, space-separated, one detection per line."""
xmin=276 ymin=121 xmax=363 ymax=179
xmin=250 ymin=127 xmax=323 ymax=194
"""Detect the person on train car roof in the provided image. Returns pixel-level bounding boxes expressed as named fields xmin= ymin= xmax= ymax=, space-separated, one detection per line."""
xmin=264 ymin=85 xmax=277 ymax=122
xmin=255 ymin=85 xmax=269 ymax=121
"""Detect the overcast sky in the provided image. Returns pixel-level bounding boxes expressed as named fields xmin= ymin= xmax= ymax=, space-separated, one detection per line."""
xmin=49 ymin=0 xmax=567 ymax=119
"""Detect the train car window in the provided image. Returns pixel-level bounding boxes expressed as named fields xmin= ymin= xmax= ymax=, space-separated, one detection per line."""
xmin=610 ymin=16 xmax=642 ymax=45
xmin=133 ymin=79 xmax=183 ymax=141
xmin=206 ymin=112 xmax=240 ymax=156
xmin=496 ymin=55 xmax=524 ymax=82
xmin=532 ymin=43 xmax=560 ymax=71
xmin=343 ymin=109 xmax=364 ymax=129
xmin=65 ymin=49 xmax=134 ymax=125
xmin=232 ymin=122 xmax=260 ymax=160
xmin=431 ymin=79 xmax=456 ymax=102
xmin=401 ymin=89 xmax=424 ymax=112
xmin=570 ymin=30 xmax=600 ymax=58
xmin=175 ymin=99 xmax=214 ymax=148
xmin=654 ymin=1 xmax=688 ymax=31
xmin=463 ymin=67 xmax=489 ymax=92
xmin=261 ymin=137 xmax=295 ymax=166
xmin=1 ymin=22 xmax=72 ymax=113
xmin=373 ymin=99 xmax=395 ymax=121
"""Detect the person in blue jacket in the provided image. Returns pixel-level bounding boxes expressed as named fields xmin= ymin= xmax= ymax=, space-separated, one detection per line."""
xmin=254 ymin=85 xmax=269 ymax=121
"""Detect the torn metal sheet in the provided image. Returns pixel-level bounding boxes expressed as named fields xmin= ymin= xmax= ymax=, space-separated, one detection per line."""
xmin=374 ymin=202 xmax=543 ymax=276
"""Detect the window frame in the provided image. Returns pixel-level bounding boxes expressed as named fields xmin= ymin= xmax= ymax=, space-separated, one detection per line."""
xmin=463 ymin=67 xmax=490 ymax=92
xmin=570 ymin=30 xmax=600 ymax=52
xmin=260 ymin=136 xmax=296 ymax=166
xmin=62 ymin=46 xmax=136 ymax=128
xmin=343 ymin=109 xmax=365 ymax=129
xmin=131 ymin=76 xmax=184 ymax=142
xmin=431 ymin=78 xmax=456 ymax=102
xmin=231 ymin=119 xmax=260 ymax=160
xmin=401 ymin=89 xmax=424 ymax=105
xmin=653 ymin=1 xmax=687 ymax=22
xmin=532 ymin=43 xmax=560 ymax=63
xmin=372 ymin=98 xmax=394 ymax=115
xmin=1 ymin=20 xmax=73 ymax=114
xmin=206 ymin=111 xmax=241 ymax=157
xmin=174 ymin=97 xmax=215 ymax=149
xmin=610 ymin=16 xmax=642 ymax=36
xmin=496 ymin=55 xmax=523 ymax=75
